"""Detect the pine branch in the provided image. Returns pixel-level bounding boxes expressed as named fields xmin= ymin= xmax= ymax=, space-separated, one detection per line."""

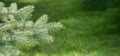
xmin=0 ymin=2 xmax=63 ymax=56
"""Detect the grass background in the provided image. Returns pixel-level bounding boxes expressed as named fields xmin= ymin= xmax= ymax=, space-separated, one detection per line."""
xmin=1 ymin=0 xmax=120 ymax=56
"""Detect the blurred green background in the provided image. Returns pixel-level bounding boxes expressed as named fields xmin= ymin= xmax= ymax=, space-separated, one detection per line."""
xmin=1 ymin=0 xmax=120 ymax=56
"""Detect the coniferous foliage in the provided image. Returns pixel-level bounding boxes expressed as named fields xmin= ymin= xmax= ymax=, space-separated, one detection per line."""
xmin=0 ymin=2 xmax=63 ymax=56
